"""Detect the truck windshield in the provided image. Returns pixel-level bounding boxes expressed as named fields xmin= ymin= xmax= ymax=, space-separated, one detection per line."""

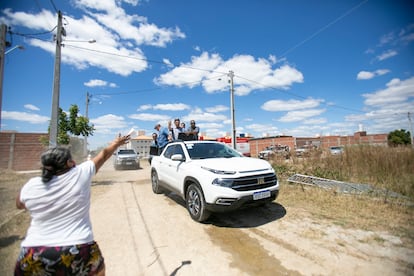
xmin=119 ymin=149 xmax=136 ymax=154
xmin=187 ymin=143 xmax=241 ymax=159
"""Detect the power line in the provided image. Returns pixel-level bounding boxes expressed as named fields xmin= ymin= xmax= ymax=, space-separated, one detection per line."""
xmin=235 ymin=73 xmax=365 ymax=114
xmin=63 ymin=44 xmax=229 ymax=75
xmin=64 ymin=43 xmax=367 ymax=115
xmin=279 ymin=0 xmax=369 ymax=58
xmin=91 ymin=72 xmax=228 ymax=97
xmin=49 ymin=0 xmax=59 ymax=13
xmin=9 ymin=26 xmax=57 ymax=40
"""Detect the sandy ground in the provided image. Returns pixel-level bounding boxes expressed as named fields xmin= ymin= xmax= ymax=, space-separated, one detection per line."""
xmin=1 ymin=158 xmax=413 ymax=275
xmin=89 ymin=160 xmax=414 ymax=276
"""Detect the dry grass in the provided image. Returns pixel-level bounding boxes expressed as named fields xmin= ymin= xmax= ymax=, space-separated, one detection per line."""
xmin=272 ymin=145 xmax=414 ymax=246
xmin=0 ymin=170 xmax=36 ymax=275
xmin=0 ymin=170 xmax=37 ymax=227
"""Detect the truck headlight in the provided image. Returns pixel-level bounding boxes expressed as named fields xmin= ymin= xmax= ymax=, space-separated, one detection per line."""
xmin=212 ymin=178 xmax=233 ymax=188
xmin=201 ymin=166 xmax=236 ymax=175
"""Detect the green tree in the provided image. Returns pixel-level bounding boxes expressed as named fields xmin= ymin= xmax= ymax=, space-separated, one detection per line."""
xmin=41 ymin=104 xmax=95 ymax=145
xmin=387 ymin=129 xmax=411 ymax=146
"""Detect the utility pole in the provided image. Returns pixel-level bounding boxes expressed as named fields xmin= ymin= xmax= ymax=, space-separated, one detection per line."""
xmin=49 ymin=11 xmax=64 ymax=147
xmin=0 ymin=24 xmax=7 ymax=130
xmin=409 ymin=112 xmax=414 ymax=147
xmin=228 ymin=70 xmax=236 ymax=150
xmin=84 ymin=92 xmax=90 ymax=156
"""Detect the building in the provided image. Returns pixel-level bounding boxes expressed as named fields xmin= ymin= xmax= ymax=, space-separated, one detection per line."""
xmin=128 ymin=130 xmax=153 ymax=158
xmin=249 ymin=131 xmax=388 ymax=157
xmin=0 ymin=130 xmax=390 ymax=171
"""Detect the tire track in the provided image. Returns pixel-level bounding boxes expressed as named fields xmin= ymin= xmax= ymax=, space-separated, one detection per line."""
xmin=124 ymin=181 xmax=168 ymax=275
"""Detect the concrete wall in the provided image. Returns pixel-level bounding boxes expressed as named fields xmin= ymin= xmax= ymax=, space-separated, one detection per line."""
xmin=0 ymin=132 xmax=48 ymax=171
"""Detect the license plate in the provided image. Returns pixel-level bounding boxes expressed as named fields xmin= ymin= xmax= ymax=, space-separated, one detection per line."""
xmin=253 ymin=190 xmax=271 ymax=200
xmin=126 ymin=162 xmax=133 ymax=165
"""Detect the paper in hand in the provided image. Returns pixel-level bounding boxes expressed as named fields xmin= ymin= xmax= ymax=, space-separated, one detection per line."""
xmin=127 ymin=128 xmax=135 ymax=137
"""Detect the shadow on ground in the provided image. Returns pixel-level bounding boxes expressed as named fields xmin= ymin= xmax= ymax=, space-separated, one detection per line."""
xmin=208 ymin=202 xmax=287 ymax=228
xmin=165 ymin=192 xmax=286 ymax=228
xmin=0 ymin=235 xmax=22 ymax=248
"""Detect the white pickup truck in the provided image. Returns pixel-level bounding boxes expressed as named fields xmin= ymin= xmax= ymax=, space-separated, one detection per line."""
xmin=113 ymin=149 xmax=140 ymax=170
xmin=150 ymin=140 xmax=279 ymax=222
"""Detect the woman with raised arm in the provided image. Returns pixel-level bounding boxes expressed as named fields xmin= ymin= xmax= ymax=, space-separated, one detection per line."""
xmin=14 ymin=134 xmax=131 ymax=276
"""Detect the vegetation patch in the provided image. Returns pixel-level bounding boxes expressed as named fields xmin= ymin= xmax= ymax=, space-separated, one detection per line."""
xmin=273 ymin=145 xmax=414 ymax=247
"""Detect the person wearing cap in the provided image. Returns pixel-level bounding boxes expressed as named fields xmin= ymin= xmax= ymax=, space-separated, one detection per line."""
xmin=154 ymin=123 xmax=171 ymax=155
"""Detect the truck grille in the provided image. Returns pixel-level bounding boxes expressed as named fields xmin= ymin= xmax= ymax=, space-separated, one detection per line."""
xmin=231 ymin=173 xmax=277 ymax=191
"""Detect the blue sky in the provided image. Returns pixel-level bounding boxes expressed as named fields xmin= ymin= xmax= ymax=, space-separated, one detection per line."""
xmin=1 ymin=0 xmax=413 ymax=150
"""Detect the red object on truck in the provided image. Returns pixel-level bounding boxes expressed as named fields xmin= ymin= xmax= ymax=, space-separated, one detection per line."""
xmin=216 ymin=137 xmax=251 ymax=157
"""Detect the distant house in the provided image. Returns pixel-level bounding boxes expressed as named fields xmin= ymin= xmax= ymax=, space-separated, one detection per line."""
xmin=128 ymin=130 xmax=153 ymax=158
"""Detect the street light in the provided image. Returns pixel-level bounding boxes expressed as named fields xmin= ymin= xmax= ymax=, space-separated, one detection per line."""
xmin=63 ymin=39 xmax=96 ymax=44
xmin=5 ymin=45 xmax=24 ymax=55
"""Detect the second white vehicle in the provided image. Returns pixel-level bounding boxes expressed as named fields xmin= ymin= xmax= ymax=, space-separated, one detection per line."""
xmin=150 ymin=141 xmax=279 ymax=222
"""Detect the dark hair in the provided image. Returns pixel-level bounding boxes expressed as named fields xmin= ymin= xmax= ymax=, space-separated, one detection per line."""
xmin=41 ymin=147 xmax=72 ymax=183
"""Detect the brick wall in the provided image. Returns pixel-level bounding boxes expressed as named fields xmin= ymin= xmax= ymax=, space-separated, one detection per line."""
xmin=249 ymin=132 xmax=388 ymax=157
xmin=0 ymin=132 xmax=48 ymax=171
xmin=249 ymin=136 xmax=295 ymax=157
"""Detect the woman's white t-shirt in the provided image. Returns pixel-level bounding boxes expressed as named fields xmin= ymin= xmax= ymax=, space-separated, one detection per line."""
xmin=20 ymin=160 xmax=96 ymax=247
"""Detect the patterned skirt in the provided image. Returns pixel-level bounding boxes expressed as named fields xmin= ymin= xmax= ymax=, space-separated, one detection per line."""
xmin=14 ymin=241 xmax=104 ymax=275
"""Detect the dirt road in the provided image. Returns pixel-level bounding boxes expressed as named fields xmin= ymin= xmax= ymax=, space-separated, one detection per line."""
xmin=89 ymin=160 xmax=413 ymax=276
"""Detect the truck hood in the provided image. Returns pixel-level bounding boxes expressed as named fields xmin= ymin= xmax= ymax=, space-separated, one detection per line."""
xmin=193 ymin=157 xmax=272 ymax=174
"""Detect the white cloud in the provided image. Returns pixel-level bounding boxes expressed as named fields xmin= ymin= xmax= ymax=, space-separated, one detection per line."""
xmin=155 ymin=52 xmax=303 ymax=96
xmin=245 ymin=123 xmax=279 ymax=135
xmin=376 ymin=69 xmax=390 ymax=76
xmin=2 ymin=1 xmax=185 ymax=76
xmin=137 ymin=103 xmax=190 ymax=111
xmin=162 ymin=58 xmax=174 ymax=68
xmin=363 ymin=76 xmax=414 ymax=106
xmin=137 ymin=104 xmax=153 ymax=111
xmin=74 ymin=0 xmax=185 ymax=47
xmin=378 ymin=32 xmax=395 ymax=46
xmin=155 ymin=52 xmax=223 ymax=89
xmin=357 ymin=71 xmax=374 ymax=80
xmin=128 ymin=113 xmax=171 ymax=122
xmin=2 ymin=111 xmax=49 ymax=124
xmin=90 ymin=114 xmax=129 ymax=134
xmin=357 ymin=69 xmax=390 ymax=80
xmin=279 ymin=109 xmax=326 ymax=122
xmin=261 ymin=98 xmax=323 ymax=112
xmin=376 ymin=50 xmax=397 ymax=61
xmin=1 ymin=8 xmax=56 ymax=30
xmin=153 ymin=103 xmax=190 ymax=111
xmin=205 ymin=105 xmax=228 ymax=113
xmin=198 ymin=122 xmax=226 ymax=129
xmin=84 ymin=79 xmax=117 ymax=87
xmin=182 ymin=112 xmax=228 ymax=123
xmin=24 ymin=104 xmax=40 ymax=111
xmin=345 ymin=76 xmax=414 ymax=136
xmin=303 ymin=117 xmax=327 ymax=125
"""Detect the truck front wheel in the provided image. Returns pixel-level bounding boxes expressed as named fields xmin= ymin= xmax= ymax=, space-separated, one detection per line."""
xmin=186 ymin=184 xmax=210 ymax=222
